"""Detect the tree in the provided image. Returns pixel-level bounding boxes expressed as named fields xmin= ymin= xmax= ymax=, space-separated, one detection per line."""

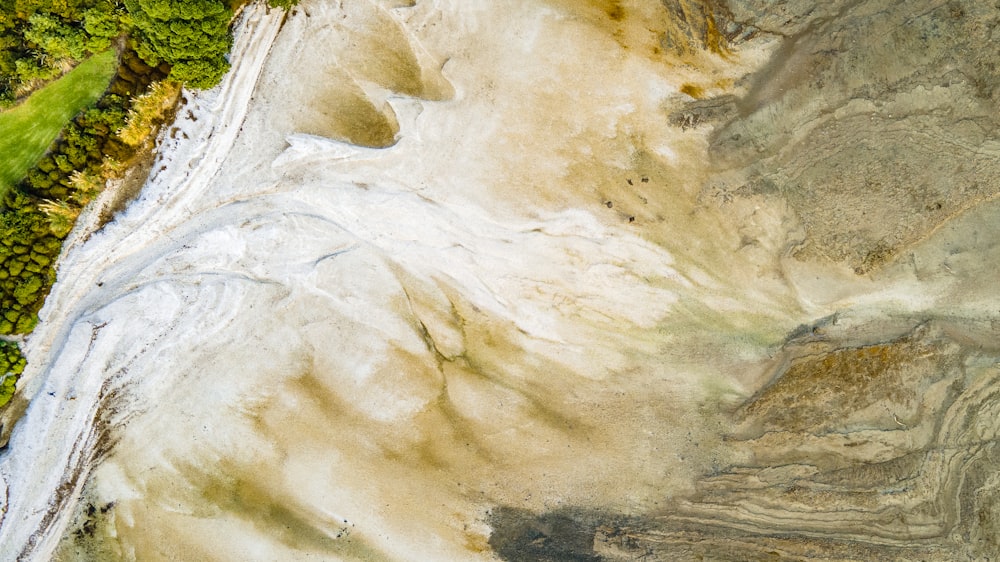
xmin=168 ymin=57 xmax=227 ymax=89
xmin=82 ymin=3 xmax=122 ymax=52
xmin=124 ymin=0 xmax=231 ymax=89
xmin=23 ymin=12 xmax=89 ymax=62
xmin=0 ymin=340 xmax=26 ymax=407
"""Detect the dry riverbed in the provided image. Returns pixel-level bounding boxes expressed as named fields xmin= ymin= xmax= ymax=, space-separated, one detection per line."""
xmin=2 ymin=1 xmax=999 ymax=560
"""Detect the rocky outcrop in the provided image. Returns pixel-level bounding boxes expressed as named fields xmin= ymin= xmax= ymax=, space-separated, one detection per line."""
xmin=488 ymin=320 xmax=1000 ymax=561
xmin=703 ymin=0 xmax=1000 ymax=272
xmin=602 ymin=320 xmax=1000 ymax=560
xmin=487 ymin=2 xmax=1000 ymax=559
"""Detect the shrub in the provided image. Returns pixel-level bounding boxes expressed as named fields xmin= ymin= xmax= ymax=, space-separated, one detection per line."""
xmin=0 ymin=340 xmax=25 ymax=407
xmin=268 ymin=0 xmax=299 ymax=10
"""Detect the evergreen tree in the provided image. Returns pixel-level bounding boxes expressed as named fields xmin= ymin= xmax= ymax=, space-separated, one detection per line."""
xmin=125 ymin=0 xmax=231 ymax=89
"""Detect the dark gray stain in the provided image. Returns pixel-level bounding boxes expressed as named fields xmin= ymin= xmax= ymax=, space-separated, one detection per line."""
xmin=487 ymin=506 xmax=614 ymax=562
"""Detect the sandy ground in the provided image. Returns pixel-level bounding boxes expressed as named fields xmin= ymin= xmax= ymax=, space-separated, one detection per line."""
xmin=0 ymin=0 xmax=995 ymax=560
xmin=0 ymin=6 xmax=286 ymax=558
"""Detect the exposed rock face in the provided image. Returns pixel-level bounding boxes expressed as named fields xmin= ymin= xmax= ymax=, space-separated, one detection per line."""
xmin=490 ymin=321 xmax=1000 ymax=561
xmin=706 ymin=0 xmax=1000 ymax=272
xmin=486 ymin=1 xmax=1000 ymax=560
xmin=606 ymin=323 xmax=1000 ymax=559
xmin=659 ymin=2 xmax=1000 ymax=554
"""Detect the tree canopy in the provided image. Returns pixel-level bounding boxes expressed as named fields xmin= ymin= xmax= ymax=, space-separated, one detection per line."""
xmin=0 ymin=0 xmax=241 ymax=101
xmin=124 ymin=0 xmax=232 ymax=89
xmin=0 ymin=0 xmax=124 ymax=104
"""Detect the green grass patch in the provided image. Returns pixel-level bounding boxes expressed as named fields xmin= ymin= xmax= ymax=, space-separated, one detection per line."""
xmin=0 ymin=50 xmax=117 ymax=198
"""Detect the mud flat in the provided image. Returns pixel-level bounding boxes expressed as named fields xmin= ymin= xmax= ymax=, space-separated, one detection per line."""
xmin=1 ymin=0 xmax=998 ymax=560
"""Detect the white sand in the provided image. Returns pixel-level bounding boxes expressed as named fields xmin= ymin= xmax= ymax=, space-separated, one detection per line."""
xmin=0 ymin=1 xmax=989 ymax=559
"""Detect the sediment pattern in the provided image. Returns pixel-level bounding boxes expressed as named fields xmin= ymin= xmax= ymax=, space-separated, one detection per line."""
xmin=706 ymin=0 xmax=1000 ymax=272
xmin=0 ymin=1 xmax=998 ymax=561
xmin=595 ymin=322 xmax=1000 ymax=560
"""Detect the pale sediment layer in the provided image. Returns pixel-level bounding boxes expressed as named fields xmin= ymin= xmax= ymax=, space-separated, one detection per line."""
xmin=0 ymin=1 xmax=998 ymax=561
